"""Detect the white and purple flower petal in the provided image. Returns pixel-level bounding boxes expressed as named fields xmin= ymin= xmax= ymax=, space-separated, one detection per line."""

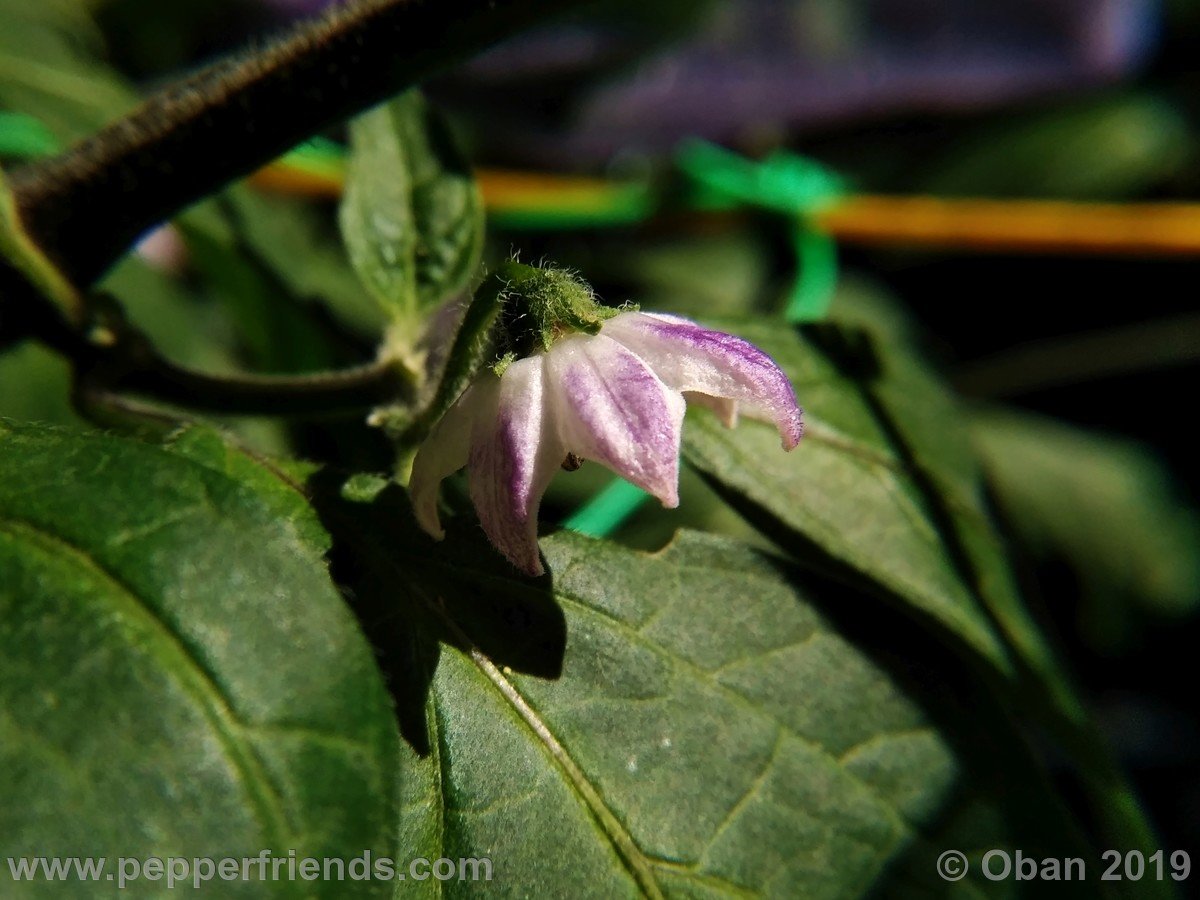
xmin=603 ymin=311 xmax=803 ymax=449
xmin=547 ymin=334 xmax=686 ymax=508
xmin=467 ymin=356 xmax=565 ymax=576
xmin=410 ymin=380 xmax=494 ymax=539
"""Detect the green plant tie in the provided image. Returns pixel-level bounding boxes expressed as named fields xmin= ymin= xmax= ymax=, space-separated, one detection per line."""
xmin=561 ymin=478 xmax=650 ymax=538
xmin=676 ymin=139 xmax=846 ymax=323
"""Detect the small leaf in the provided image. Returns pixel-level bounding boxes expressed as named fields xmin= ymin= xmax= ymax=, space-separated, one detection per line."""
xmin=178 ymin=197 xmax=347 ymax=375
xmin=340 ymin=91 xmax=484 ymax=325
xmin=0 ymin=422 xmax=399 ymax=891
xmin=219 ymin=189 xmax=386 ymax=338
xmin=100 ymin=254 xmax=241 ymax=373
xmin=919 ymin=97 xmax=1190 ymax=201
xmin=0 ymin=342 xmax=78 ymax=426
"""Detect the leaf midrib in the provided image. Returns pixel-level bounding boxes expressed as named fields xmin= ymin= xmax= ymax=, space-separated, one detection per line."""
xmin=460 ymin=646 xmax=666 ymax=900
xmin=340 ymin=494 xmax=920 ymax=896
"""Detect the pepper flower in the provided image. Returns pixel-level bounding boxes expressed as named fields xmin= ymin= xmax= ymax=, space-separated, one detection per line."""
xmin=410 ymin=265 xmax=802 ymax=575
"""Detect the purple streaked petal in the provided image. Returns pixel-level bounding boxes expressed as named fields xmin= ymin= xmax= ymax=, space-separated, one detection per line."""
xmin=547 ymin=334 xmax=686 ymax=507
xmin=410 ymin=380 xmax=496 ymax=540
xmin=603 ymin=311 xmax=803 ymax=449
xmin=468 ymin=355 xmax=563 ymax=576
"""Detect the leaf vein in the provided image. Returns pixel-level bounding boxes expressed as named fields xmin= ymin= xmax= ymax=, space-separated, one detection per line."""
xmin=550 ymin=587 xmax=912 ymax=837
xmin=0 ymin=517 xmax=294 ymax=847
xmin=699 ymin=729 xmax=784 ymax=861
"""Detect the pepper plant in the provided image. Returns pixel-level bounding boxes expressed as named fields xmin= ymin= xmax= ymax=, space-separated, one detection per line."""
xmin=0 ymin=1 xmax=1191 ymax=897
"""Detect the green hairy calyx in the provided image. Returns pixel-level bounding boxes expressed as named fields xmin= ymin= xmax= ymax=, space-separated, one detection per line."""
xmin=491 ymin=261 xmax=627 ymax=374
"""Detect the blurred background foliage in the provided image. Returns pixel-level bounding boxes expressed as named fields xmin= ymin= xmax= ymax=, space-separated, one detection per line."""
xmin=2 ymin=0 xmax=1199 ymax=863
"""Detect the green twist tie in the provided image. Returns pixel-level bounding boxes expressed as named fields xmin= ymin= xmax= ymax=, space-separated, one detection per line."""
xmin=676 ymin=139 xmax=846 ymax=323
xmin=562 ymin=479 xmax=649 ymax=538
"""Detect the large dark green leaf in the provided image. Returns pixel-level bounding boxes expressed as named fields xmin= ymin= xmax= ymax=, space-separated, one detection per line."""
xmin=414 ymin=534 xmax=966 ymax=897
xmin=675 ymin=310 xmax=1176 ymax=871
xmin=311 ymin=478 xmax=1087 ymax=899
xmin=679 ymin=313 xmax=1022 ymax=680
xmin=340 ymin=91 xmax=484 ymax=327
xmin=0 ymin=422 xmax=399 ymax=897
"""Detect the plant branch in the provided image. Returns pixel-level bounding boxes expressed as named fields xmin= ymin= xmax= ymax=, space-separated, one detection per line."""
xmin=34 ymin=294 xmax=409 ymax=417
xmin=108 ymin=355 xmax=409 ymax=417
xmin=7 ymin=0 xmax=588 ymax=289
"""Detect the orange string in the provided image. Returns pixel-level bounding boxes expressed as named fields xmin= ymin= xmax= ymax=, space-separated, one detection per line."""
xmin=249 ymin=162 xmax=1200 ymax=256
xmin=819 ymin=195 xmax=1200 ymax=256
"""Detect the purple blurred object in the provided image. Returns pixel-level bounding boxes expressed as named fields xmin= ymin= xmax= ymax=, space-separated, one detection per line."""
xmin=481 ymin=0 xmax=1159 ymax=165
xmin=624 ymin=1 xmax=1150 ymax=134
xmin=254 ymin=0 xmax=1160 ymax=166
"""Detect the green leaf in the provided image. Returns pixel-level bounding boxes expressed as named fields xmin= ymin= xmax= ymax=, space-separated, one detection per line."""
xmin=100 ymin=254 xmax=241 ymax=373
xmin=0 ymin=4 xmax=134 ymax=142
xmin=218 ymin=188 xmax=387 ymax=339
xmin=340 ymin=91 xmax=484 ymax=326
xmin=309 ymin=478 xmax=1087 ymax=898
xmin=0 ymin=341 xmax=80 ymax=426
xmin=162 ymin=425 xmax=329 ymax=556
xmin=676 ymin=308 xmax=1172 ymax=872
xmin=1 ymin=167 xmax=80 ymax=321
xmin=0 ymin=422 xmax=399 ymax=894
xmin=679 ymin=313 xmax=1020 ymax=681
xmin=178 ymin=198 xmax=348 ymax=375
xmin=917 ymin=96 xmax=1190 ymax=201
xmin=973 ymin=408 xmax=1200 ymax=648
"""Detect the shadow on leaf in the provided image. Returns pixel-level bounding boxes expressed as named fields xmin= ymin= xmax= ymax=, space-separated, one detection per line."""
xmin=305 ymin=467 xmax=566 ymax=755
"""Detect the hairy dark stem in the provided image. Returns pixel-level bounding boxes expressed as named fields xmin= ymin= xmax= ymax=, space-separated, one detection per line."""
xmin=8 ymin=0 xmax=585 ymax=289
